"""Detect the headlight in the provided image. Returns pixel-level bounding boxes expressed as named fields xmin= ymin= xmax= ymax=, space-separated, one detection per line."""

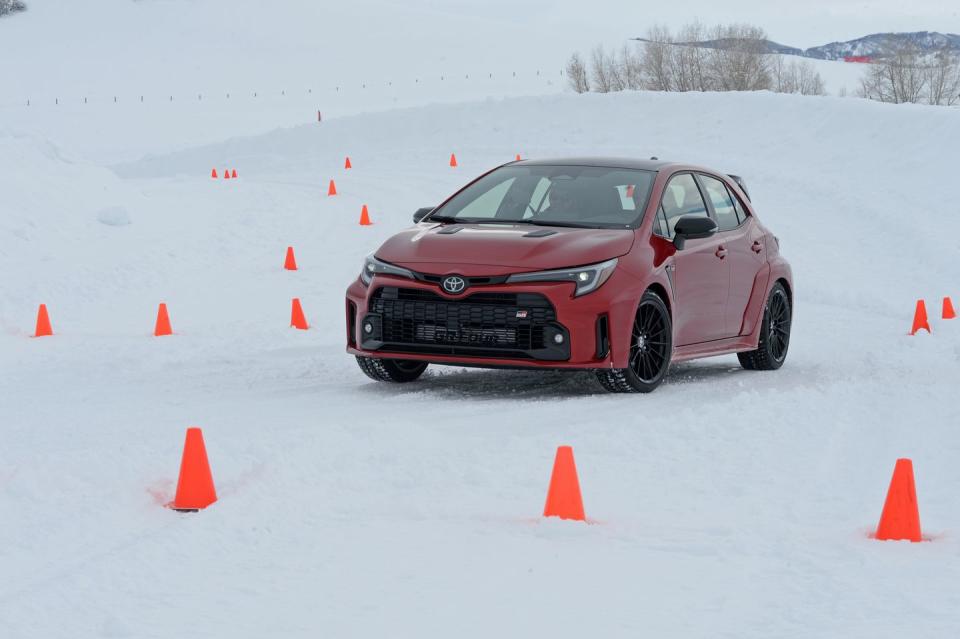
xmin=360 ymin=255 xmax=415 ymax=286
xmin=505 ymin=258 xmax=618 ymax=297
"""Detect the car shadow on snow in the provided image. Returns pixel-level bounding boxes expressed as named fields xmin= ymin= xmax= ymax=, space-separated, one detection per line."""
xmin=355 ymin=359 xmax=751 ymax=401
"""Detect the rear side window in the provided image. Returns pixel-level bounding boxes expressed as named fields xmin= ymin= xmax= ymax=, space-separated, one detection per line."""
xmin=699 ymin=174 xmax=740 ymax=231
xmin=660 ymin=173 xmax=708 ymax=238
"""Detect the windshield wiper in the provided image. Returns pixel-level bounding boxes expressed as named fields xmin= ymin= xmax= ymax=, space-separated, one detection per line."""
xmin=425 ymin=215 xmax=460 ymax=224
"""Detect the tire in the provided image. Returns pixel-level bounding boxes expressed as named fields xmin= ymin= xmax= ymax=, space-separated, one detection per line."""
xmin=356 ymin=356 xmax=428 ymax=382
xmin=595 ymin=290 xmax=673 ymax=393
xmin=738 ymin=281 xmax=791 ymax=371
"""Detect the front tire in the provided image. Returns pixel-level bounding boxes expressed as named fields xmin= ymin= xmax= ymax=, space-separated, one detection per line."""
xmin=595 ymin=290 xmax=672 ymax=393
xmin=356 ymin=356 xmax=428 ymax=382
xmin=738 ymin=282 xmax=791 ymax=371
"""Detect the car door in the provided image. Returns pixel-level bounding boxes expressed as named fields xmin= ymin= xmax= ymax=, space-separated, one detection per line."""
xmin=658 ymin=173 xmax=730 ymax=345
xmin=697 ymin=173 xmax=767 ymax=337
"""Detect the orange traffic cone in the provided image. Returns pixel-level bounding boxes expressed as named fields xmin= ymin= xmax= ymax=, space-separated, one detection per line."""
xmin=449 ymin=153 xmax=458 ymax=167
xmin=626 ymin=184 xmax=635 ymax=198
xmin=515 ymin=153 xmax=522 ymax=161
xmin=284 ymin=246 xmax=298 ymax=270
xmin=543 ymin=446 xmax=585 ymax=521
xmin=231 ymin=169 xmax=238 ymax=179
xmin=328 ymin=179 xmax=337 ymax=196
xmin=211 ymin=168 xmax=218 ymax=179
xmin=33 ymin=304 xmax=53 ymax=337
xmin=344 ymin=156 xmax=352 ymax=169
xmin=875 ymin=458 xmax=922 ymax=542
xmin=943 ymin=297 xmax=956 ymax=320
xmin=224 ymin=169 xmax=231 ymax=180
xmin=359 ymin=205 xmax=372 ymax=226
xmin=291 ymin=298 xmax=309 ymax=329
xmin=910 ymin=300 xmax=930 ymax=335
xmin=169 ymin=427 xmax=217 ymax=511
xmin=154 ymin=303 xmax=173 ymax=336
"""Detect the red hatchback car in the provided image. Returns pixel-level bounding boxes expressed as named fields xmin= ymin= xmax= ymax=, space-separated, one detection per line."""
xmin=345 ymin=158 xmax=792 ymax=392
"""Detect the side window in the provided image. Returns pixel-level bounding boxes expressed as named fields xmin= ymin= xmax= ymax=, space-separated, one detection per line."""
xmin=699 ymin=174 xmax=740 ymax=232
xmin=653 ymin=205 xmax=669 ymax=238
xmin=729 ymin=188 xmax=749 ymax=225
xmin=660 ymin=173 xmax=708 ymax=238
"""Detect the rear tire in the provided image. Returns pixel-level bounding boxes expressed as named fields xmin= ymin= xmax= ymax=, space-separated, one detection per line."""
xmin=737 ymin=282 xmax=791 ymax=371
xmin=356 ymin=356 xmax=428 ymax=382
xmin=595 ymin=290 xmax=672 ymax=393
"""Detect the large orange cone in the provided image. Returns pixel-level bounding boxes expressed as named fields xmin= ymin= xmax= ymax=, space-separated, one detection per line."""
xmin=344 ymin=156 xmax=352 ymax=169
xmin=154 ymin=303 xmax=173 ymax=336
xmin=359 ymin=204 xmax=372 ymax=226
xmin=33 ymin=304 xmax=53 ymax=337
xmin=169 ymin=427 xmax=217 ymax=511
xmin=943 ymin=297 xmax=956 ymax=320
xmin=284 ymin=246 xmax=298 ymax=270
xmin=231 ymin=169 xmax=238 ymax=179
xmin=210 ymin=168 xmax=218 ymax=179
xmin=449 ymin=153 xmax=458 ymax=167
xmin=543 ymin=446 xmax=585 ymax=521
xmin=875 ymin=458 xmax=922 ymax=542
xmin=910 ymin=300 xmax=930 ymax=335
xmin=291 ymin=298 xmax=309 ymax=329
xmin=328 ymin=179 xmax=337 ymax=196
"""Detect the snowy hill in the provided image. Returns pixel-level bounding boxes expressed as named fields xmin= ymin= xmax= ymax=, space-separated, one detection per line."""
xmin=3 ymin=88 xmax=960 ymax=637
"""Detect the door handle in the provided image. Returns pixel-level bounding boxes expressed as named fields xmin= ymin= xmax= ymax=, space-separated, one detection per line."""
xmin=715 ymin=246 xmax=727 ymax=259
xmin=751 ymin=241 xmax=763 ymax=254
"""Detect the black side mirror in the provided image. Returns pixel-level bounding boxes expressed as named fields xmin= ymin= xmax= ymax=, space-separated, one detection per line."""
xmin=673 ymin=215 xmax=717 ymax=250
xmin=413 ymin=207 xmax=434 ymax=223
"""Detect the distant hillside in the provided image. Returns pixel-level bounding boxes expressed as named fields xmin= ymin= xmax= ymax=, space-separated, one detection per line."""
xmin=635 ymin=31 xmax=960 ymax=61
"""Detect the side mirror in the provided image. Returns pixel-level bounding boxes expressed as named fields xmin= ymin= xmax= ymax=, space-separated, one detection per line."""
xmin=673 ymin=215 xmax=717 ymax=250
xmin=413 ymin=207 xmax=434 ymax=223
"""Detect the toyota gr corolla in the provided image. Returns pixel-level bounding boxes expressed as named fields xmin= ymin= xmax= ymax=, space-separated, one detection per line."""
xmin=345 ymin=158 xmax=793 ymax=393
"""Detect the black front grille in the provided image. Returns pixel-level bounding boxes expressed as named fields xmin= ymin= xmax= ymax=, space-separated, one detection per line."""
xmin=366 ymin=287 xmax=566 ymax=359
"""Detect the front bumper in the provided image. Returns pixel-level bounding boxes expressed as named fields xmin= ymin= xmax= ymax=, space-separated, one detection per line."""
xmin=345 ymin=268 xmax=642 ymax=370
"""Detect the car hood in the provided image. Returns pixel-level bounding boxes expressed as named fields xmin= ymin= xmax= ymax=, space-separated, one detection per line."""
xmin=375 ymin=223 xmax=635 ymax=273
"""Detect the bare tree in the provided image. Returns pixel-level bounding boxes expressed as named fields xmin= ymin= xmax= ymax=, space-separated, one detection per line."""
xmin=672 ymin=22 xmax=710 ymax=92
xmin=0 ymin=0 xmax=26 ymax=16
xmin=640 ymin=25 xmax=674 ymax=91
xmin=590 ymin=46 xmax=615 ymax=93
xmin=566 ymin=52 xmax=590 ymax=93
xmin=774 ymin=57 xmax=826 ymax=95
xmin=860 ymin=43 xmax=926 ymax=104
xmin=925 ymin=48 xmax=960 ymax=106
xmin=706 ymin=24 xmax=772 ymax=91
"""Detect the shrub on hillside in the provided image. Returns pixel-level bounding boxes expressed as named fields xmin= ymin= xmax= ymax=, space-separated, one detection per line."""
xmin=0 ymin=0 xmax=26 ymax=17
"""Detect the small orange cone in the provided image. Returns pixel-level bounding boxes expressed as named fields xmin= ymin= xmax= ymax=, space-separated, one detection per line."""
xmin=449 ymin=153 xmax=458 ymax=167
xmin=284 ymin=246 xmax=298 ymax=270
xmin=515 ymin=153 xmax=522 ymax=161
xmin=910 ymin=300 xmax=930 ymax=335
xmin=875 ymin=458 xmax=922 ymax=542
xmin=291 ymin=298 xmax=309 ymax=329
xmin=359 ymin=205 xmax=372 ymax=226
xmin=328 ymin=179 xmax=337 ymax=196
xmin=224 ymin=169 xmax=231 ymax=180
xmin=210 ymin=168 xmax=218 ymax=179
xmin=33 ymin=304 xmax=53 ymax=337
xmin=154 ymin=303 xmax=173 ymax=336
xmin=169 ymin=427 xmax=217 ymax=511
xmin=543 ymin=446 xmax=585 ymax=521
xmin=626 ymin=184 xmax=635 ymax=198
xmin=344 ymin=156 xmax=352 ymax=169
xmin=231 ymin=169 xmax=238 ymax=179
xmin=943 ymin=297 xmax=956 ymax=320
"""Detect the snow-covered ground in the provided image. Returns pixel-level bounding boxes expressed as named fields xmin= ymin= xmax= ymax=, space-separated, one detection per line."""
xmin=3 ymin=2 xmax=960 ymax=638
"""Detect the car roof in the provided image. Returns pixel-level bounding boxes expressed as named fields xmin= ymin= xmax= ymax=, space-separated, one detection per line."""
xmin=512 ymin=156 xmax=677 ymax=171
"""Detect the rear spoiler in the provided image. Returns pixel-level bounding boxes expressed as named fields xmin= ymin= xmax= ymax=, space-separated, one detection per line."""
xmin=727 ymin=174 xmax=750 ymax=201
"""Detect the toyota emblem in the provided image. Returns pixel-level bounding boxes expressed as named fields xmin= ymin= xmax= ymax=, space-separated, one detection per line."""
xmin=442 ymin=275 xmax=467 ymax=294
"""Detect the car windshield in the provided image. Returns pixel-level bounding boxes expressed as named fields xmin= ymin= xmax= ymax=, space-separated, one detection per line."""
xmin=429 ymin=165 xmax=655 ymax=229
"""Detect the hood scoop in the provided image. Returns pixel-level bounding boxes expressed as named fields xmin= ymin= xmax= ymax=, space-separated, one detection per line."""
xmin=436 ymin=225 xmax=464 ymax=235
xmin=523 ymin=229 xmax=558 ymax=238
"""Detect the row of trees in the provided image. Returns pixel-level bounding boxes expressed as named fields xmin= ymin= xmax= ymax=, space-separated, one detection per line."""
xmin=567 ymin=23 xmax=826 ymax=97
xmin=859 ymin=46 xmax=960 ymax=106
xmin=0 ymin=0 xmax=26 ymax=17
